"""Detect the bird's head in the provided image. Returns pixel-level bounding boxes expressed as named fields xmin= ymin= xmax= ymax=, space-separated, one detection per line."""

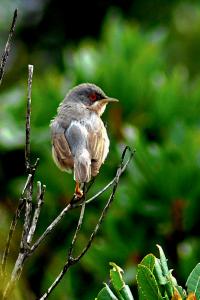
xmin=66 ymin=83 xmax=118 ymax=116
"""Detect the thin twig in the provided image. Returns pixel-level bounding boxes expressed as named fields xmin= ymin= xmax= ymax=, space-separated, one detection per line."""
xmin=31 ymin=147 xmax=134 ymax=254
xmin=79 ymin=147 xmax=134 ymax=206
xmin=21 ymin=174 xmax=34 ymax=246
xmin=68 ymin=199 xmax=86 ymax=259
xmin=37 ymin=260 xmax=72 ymax=300
xmin=0 ymin=9 xmax=18 ymax=86
xmin=2 ymin=66 xmax=36 ymax=299
xmin=85 ymin=178 xmax=115 ymax=204
xmin=25 ymin=64 xmax=34 ymax=172
xmin=27 ymin=182 xmax=46 ymax=244
xmin=37 ymin=147 xmax=134 ymax=300
xmin=74 ymin=147 xmax=134 ymax=262
xmin=30 ymin=203 xmax=72 ymax=254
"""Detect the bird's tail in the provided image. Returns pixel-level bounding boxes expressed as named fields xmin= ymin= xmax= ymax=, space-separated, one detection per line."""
xmin=74 ymin=149 xmax=91 ymax=183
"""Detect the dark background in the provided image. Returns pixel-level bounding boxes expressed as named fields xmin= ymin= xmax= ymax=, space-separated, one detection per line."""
xmin=0 ymin=0 xmax=200 ymax=299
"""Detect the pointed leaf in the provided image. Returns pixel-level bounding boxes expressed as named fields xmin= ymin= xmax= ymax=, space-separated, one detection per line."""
xmin=140 ymin=254 xmax=156 ymax=272
xmin=154 ymin=258 xmax=168 ymax=285
xmin=110 ymin=262 xmax=125 ymax=291
xmin=96 ymin=284 xmax=118 ymax=300
xmin=186 ymin=263 xmax=200 ymax=299
xmin=156 ymin=244 xmax=169 ymax=276
xmin=136 ymin=264 xmax=163 ymax=300
xmin=119 ymin=285 xmax=134 ymax=300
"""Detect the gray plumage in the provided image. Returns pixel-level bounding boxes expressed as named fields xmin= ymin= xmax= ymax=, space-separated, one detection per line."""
xmin=50 ymin=83 xmax=117 ymax=186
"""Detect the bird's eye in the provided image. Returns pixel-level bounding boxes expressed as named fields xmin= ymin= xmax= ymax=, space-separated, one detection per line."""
xmin=89 ymin=93 xmax=97 ymax=101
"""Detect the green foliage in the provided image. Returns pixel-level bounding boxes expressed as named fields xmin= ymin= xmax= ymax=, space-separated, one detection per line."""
xmin=96 ymin=284 xmax=118 ymax=300
xmin=136 ymin=246 xmax=200 ymax=300
xmin=96 ymin=246 xmax=200 ymax=300
xmin=186 ymin=263 xmax=200 ymax=299
xmin=96 ymin=263 xmax=134 ymax=300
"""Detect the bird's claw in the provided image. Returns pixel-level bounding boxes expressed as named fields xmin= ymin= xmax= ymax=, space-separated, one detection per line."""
xmin=75 ymin=182 xmax=83 ymax=198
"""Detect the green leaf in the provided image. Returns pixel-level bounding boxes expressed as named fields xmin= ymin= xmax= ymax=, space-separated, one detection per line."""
xmin=156 ymin=245 xmax=174 ymax=298
xmin=138 ymin=287 xmax=147 ymax=300
xmin=156 ymin=244 xmax=169 ymax=276
xmin=96 ymin=284 xmax=118 ymax=300
xmin=110 ymin=262 xmax=125 ymax=291
xmin=140 ymin=254 xmax=156 ymax=272
xmin=186 ymin=263 xmax=200 ymax=299
xmin=136 ymin=264 xmax=163 ymax=300
xmin=154 ymin=258 xmax=167 ymax=285
xmin=119 ymin=285 xmax=134 ymax=300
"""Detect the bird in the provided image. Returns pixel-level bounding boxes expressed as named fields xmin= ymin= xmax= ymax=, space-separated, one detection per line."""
xmin=50 ymin=83 xmax=118 ymax=198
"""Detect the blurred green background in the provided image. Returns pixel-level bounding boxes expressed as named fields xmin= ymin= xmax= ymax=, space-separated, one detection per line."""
xmin=1 ymin=0 xmax=200 ymax=299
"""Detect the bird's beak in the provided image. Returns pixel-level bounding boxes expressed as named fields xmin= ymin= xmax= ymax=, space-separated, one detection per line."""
xmin=100 ymin=97 xmax=119 ymax=104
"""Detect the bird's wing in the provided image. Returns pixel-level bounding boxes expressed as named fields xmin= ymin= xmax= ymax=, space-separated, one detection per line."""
xmin=87 ymin=121 xmax=110 ymax=177
xmin=52 ymin=133 xmax=73 ymax=172
xmin=65 ymin=121 xmax=91 ymax=183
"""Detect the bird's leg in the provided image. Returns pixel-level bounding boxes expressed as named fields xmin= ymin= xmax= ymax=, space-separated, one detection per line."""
xmin=75 ymin=181 xmax=83 ymax=198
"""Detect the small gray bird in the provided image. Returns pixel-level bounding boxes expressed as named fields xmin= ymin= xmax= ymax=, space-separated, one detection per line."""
xmin=50 ymin=83 xmax=118 ymax=197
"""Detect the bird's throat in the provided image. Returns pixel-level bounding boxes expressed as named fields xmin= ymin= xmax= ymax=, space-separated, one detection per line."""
xmin=87 ymin=102 xmax=107 ymax=116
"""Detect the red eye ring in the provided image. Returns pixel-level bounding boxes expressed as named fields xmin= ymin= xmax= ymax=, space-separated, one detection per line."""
xmin=89 ymin=93 xmax=97 ymax=101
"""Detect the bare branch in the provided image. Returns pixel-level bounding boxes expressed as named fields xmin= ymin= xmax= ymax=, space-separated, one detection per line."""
xmin=68 ymin=199 xmax=86 ymax=259
xmin=85 ymin=178 xmax=115 ymax=204
xmin=2 ymin=65 xmax=35 ymax=299
xmin=21 ymin=174 xmax=34 ymax=247
xmin=27 ymin=182 xmax=46 ymax=244
xmin=81 ymin=147 xmax=134 ymax=205
xmin=37 ymin=147 xmax=134 ymax=300
xmin=30 ymin=146 xmax=133 ymax=255
xmin=25 ymin=64 xmax=34 ymax=172
xmin=21 ymin=174 xmax=33 ymax=196
xmin=30 ymin=203 xmax=72 ymax=253
xmin=74 ymin=147 xmax=134 ymax=262
xmin=37 ymin=261 xmax=72 ymax=300
xmin=0 ymin=9 xmax=18 ymax=86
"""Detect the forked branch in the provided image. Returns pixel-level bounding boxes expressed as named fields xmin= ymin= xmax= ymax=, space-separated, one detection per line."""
xmin=38 ymin=146 xmax=134 ymax=300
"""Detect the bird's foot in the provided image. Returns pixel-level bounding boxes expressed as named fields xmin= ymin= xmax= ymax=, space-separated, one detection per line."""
xmin=75 ymin=182 xmax=83 ymax=199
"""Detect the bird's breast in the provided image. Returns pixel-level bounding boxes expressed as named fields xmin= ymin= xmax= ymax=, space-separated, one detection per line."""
xmin=81 ymin=112 xmax=104 ymax=132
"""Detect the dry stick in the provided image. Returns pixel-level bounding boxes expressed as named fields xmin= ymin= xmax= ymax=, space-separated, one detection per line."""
xmin=31 ymin=148 xmax=133 ymax=254
xmin=0 ymin=7 xmax=18 ymax=282
xmin=78 ymin=147 xmax=134 ymax=206
xmin=22 ymin=64 xmax=35 ymax=243
xmin=20 ymin=65 xmax=34 ymax=246
xmin=0 ymin=9 xmax=18 ymax=86
xmin=68 ymin=199 xmax=86 ymax=259
xmin=37 ymin=199 xmax=87 ymax=300
xmin=85 ymin=178 xmax=115 ymax=204
xmin=38 ymin=147 xmax=134 ymax=300
xmin=2 ymin=66 xmax=35 ymax=299
xmin=73 ymin=148 xmax=134 ymax=263
xmin=25 ymin=65 xmax=34 ymax=172
xmin=30 ymin=203 xmax=72 ymax=254
xmin=27 ymin=182 xmax=46 ymax=244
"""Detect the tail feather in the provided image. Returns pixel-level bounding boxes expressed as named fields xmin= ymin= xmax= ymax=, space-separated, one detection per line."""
xmin=74 ymin=149 xmax=91 ymax=183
